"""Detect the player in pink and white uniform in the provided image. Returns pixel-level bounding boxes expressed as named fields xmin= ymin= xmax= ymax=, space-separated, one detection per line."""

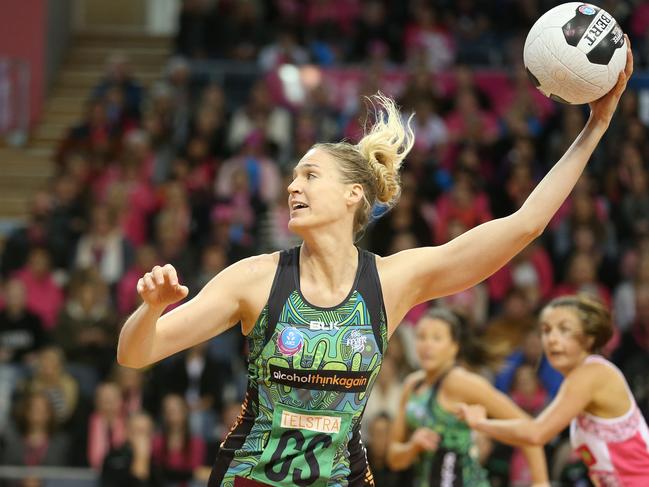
xmin=459 ymin=294 xmax=649 ymax=486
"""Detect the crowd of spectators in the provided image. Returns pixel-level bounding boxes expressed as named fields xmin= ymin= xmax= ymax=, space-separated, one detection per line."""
xmin=2 ymin=0 xmax=649 ymax=485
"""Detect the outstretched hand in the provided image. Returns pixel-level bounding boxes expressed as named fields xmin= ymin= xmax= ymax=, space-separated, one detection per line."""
xmin=456 ymin=403 xmax=487 ymax=428
xmin=137 ymin=264 xmax=189 ymax=309
xmin=589 ymin=34 xmax=634 ymax=125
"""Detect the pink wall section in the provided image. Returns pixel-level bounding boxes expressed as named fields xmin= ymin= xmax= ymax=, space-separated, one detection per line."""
xmin=0 ymin=0 xmax=46 ymax=126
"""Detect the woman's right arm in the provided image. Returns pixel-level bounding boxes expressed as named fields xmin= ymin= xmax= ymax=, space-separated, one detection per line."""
xmin=117 ymin=254 xmax=277 ymax=369
xmin=387 ymin=373 xmax=439 ymax=471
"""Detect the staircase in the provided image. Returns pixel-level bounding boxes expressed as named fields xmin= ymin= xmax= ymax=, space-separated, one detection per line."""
xmin=0 ymin=32 xmax=171 ymax=223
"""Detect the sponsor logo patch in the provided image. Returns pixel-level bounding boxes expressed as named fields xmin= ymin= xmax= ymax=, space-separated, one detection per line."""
xmin=345 ymin=329 xmax=367 ymax=353
xmin=578 ymin=5 xmax=596 ymax=15
xmin=270 ymin=364 xmax=370 ymax=392
xmin=280 ymin=410 xmax=342 ymax=434
xmin=277 ymin=327 xmax=303 ymax=356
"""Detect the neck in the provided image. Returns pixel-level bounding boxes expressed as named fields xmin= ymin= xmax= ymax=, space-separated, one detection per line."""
xmin=424 ymin=361 xmax=455 ymax=385
xmin=299 ymin=236 xmax=358 ymax=291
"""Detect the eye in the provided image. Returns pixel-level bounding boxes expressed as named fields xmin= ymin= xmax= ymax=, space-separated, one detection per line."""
xmin=306 ymin=173 xmax=316 ymax=180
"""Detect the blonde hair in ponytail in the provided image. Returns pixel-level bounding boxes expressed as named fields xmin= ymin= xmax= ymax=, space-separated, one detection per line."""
xmin=314 ymin=93 xmax=415 ymax=236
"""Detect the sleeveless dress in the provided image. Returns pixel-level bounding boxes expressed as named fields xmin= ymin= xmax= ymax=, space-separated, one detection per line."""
xmin=404 ymin=370 xmax=489 ymax=487
xmin=570 ymin=355 xmax=649 ymax=486
xmin=209 ymin=247 xmax=387 ymax=487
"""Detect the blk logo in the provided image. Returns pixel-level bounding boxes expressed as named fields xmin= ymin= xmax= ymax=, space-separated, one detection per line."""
xmin=309 ymin=320 xmax=340 ymax=331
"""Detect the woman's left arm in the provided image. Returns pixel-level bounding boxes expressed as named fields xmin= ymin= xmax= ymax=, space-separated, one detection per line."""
xmin=380 ymin=42 xmax=633 ymax=334
xmin=458 ymin=364 xmax=600 ymax=447
xmin=446 ymin=371 xmax=549 ymax=485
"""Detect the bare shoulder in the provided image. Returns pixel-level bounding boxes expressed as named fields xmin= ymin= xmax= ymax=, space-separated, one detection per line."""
xmin=403 ymin=370 xmax=427 ymax=394
xmin=232 ymin=252 xmax=281 ymax=279
xmin=215 ymin=252 xmax=281 ymax=333
xmin=567 ymin=360 xmax=617 ymax=390
xmin=568 ymin=360 xmax=609 ymax=383
xmin=441 ymin=368 xmax=491 ymax=400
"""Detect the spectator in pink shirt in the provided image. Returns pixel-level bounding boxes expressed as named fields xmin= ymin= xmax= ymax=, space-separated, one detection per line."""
xmin=152 ymin=393 xmax=206 ymax=487
xmin=13 ymin=247 xmax=63 ymax=330
xmin=87 ymin=382 xmax=127 ymax=470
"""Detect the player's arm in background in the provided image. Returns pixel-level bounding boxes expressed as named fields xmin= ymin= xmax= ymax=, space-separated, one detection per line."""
xmin=457 ymin=363 xmax=601 ymax=447
xmin=444 ymin=369 xmax=550 ymax=485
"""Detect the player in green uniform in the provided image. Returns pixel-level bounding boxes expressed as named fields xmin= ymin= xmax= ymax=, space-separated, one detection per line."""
xmin=388 ymin=308 xmax=548 ymax=486
xmin=117 ymin=53 xmax=631 ymax=487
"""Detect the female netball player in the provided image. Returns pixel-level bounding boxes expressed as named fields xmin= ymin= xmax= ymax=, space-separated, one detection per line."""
xmin=388 ymin=308 xmax=549 ymax=486
xmin=117 ymin=43 xmax=632 ymax=487
xmin=459 ymin=294 xmax=649 ymax=485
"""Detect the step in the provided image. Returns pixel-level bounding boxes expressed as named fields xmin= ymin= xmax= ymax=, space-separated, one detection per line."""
xmin=0 ymin=173 xmax=53 ymax=190
xmin=67 ymin=48 xmax=169 ymax=67
xmin=39 ymin=112 xmax=82 ymax=125
xmin=74 ymin=33 xmax=171 ymax=49
xmin=56 ymin=70 xmax=160 ymax=89
xmin=0 ymin=196 xmax=31 ymax=218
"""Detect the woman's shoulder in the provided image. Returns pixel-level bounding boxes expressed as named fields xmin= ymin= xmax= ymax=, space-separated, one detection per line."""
xmin=403 ymin=370 xmax=427 ymax=393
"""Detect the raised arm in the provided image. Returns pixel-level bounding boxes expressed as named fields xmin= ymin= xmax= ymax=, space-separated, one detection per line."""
xmin=380 ymin=42 xmax=633 ymax=333
xmin=117 ymin=254 xmax=277 ymax=369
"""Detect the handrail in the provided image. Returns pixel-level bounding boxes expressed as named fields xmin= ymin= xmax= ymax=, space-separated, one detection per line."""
xmin=0 ymin=466 xmax=97 ymax=480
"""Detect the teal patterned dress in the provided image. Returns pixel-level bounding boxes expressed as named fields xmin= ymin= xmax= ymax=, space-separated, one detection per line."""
xmin=404 ymin=373 xmax=490 ymax=487
xmin=209 ymin=247 xmax=387 ymax=487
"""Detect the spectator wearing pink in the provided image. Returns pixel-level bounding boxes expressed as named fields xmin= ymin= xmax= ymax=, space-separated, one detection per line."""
xmin=488 ymin=241 xmax=554 ymax=306
xmin=117 ymin=244 xmax=159 ymax=317
xmin=433 ymin=168 xmax=492 ymax=245
xmin=153 ymin=393 xmax=206 ymax=487
xmin=87 ymin=382 xmax=127 ymax=470
xmin=403 ymin=3 xmax=455 ymax=71
xmin=13 ymin=247 xmax=63 ymax=330
xmin=95 ymin=132 xmax=158 ymax=246
xmin=75 ymin=204 xmax=134 ymax=286
xmin=444 ymin=88 xmax=499 ymax=146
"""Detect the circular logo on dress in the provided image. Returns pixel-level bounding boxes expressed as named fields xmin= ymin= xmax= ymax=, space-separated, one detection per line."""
xmin=277 ymin=327 xmax=303 ymax=356
xmin=578 ymin=4 xmax=596 ymax=15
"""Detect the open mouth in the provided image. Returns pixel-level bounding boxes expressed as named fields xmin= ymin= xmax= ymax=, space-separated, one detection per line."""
xmin=291 ymin=202 xmax=309 ymax=211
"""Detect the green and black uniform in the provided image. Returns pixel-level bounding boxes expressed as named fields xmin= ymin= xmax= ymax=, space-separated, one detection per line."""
xmin=209 ymin=247 xmax=387 ymax=487
xmin=405 ymin=370 xmax=489 ymax=487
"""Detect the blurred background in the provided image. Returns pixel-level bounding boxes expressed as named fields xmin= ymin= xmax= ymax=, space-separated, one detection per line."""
xmin=1 ymin=0 xmax=649 ymax=485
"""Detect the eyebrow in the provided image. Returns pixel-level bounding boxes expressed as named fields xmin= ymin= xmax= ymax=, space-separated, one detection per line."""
xmin=292 ymin=163 xmax=320 ymax=177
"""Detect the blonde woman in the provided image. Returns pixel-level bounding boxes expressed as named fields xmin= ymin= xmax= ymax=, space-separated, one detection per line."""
xmin=118 ymin=43 xmax=631 ymax=487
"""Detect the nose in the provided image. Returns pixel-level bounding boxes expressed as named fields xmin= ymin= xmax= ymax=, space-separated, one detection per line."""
xmin=287 ymin=178 xmax=302 ymax=194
